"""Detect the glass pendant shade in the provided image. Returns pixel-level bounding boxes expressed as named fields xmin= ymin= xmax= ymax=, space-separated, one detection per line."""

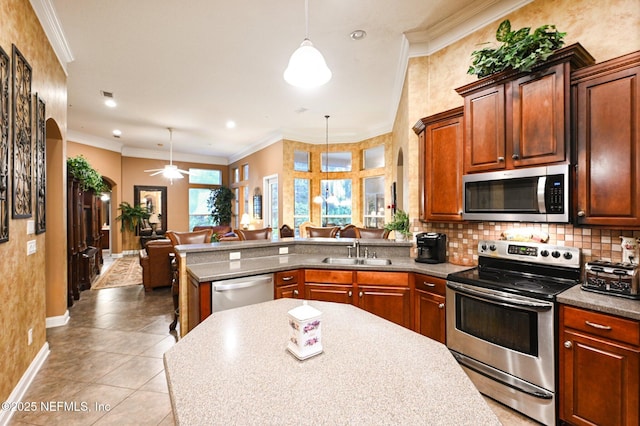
xmin=284 ymin=39 xmax=332 ymax=88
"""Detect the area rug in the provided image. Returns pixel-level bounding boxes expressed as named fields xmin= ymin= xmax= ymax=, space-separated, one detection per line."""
xmin=91 ymin=256 xmax=142 ymax=290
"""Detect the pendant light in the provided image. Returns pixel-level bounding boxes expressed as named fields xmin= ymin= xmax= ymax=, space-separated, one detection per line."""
xmin=284 ymin=0 xmax=332 ymax=88
xmin=144 ymin=128 xmax=189 ymax=184
xmin=313 ymin=115 xmax=336 ymax=222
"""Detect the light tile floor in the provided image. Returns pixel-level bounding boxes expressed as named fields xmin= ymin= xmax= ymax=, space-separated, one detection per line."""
xmin=9 ymin=254 xmax=540 ymax=425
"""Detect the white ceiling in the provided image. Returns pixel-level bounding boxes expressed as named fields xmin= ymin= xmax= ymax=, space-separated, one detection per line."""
xmin=36 ymin=0 xmax=530 ymax=164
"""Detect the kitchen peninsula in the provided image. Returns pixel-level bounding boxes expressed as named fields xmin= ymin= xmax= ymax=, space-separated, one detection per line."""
xmin=164 ymin=298 xmax=500 ymax=425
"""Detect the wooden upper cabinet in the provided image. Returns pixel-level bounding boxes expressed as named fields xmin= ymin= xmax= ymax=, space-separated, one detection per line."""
xmin=413 ymin=107 xmax=464 ymax=222
xmin=572 ymin=51 xmax=640 ymax=227
xmin=456 ymin=43 xmax=594 ymax=173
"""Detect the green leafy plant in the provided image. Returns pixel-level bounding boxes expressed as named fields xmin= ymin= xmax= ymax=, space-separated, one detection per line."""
xmin=207 ymin=186 xmax=235 ymax=226
xmin=384 ymin=209 xmax=411 ymax=238
xmin=115 ymin=201 xmax=150 ymax=232
xmin=67 ymin=155 xmax=108 ymax=193
xmin=468 ymin=20 xmax=566 ymax=78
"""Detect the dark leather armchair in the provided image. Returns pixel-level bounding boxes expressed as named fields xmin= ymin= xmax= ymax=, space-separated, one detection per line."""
xmin=139 ymin=239 xmax=174 ymax=292
xmin=338 ymin=224 xmax=359 ymax=238
xmin=237 ymin=227 xmax=272 ymax=240
xmin=279 ymin=224 xmax=295 ymax=238
xmin=307 ymin=226 xmax=340 ymax=238
xmin=166 ymin=229 xmax=214 ymax=331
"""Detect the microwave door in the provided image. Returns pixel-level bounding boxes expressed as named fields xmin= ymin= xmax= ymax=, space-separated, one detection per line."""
xmin=537 ymin=176 xmax=547 ymax=214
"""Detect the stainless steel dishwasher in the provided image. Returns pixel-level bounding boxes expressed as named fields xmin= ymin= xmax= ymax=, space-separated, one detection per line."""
xmin=212 ymin=273 xmax=274 ymax=313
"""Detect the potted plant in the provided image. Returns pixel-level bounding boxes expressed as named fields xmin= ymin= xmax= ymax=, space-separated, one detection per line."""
xmin=67 ymin=155 xmax=108 ymax=193
xmin=115 ymin=201 xmax=150 ymax=233
xmin=384 ymin=209 xmax=411 ymax=241
xmin=207 ymin=186 xmax=235 ymax=226
xmin=467 ymin=20 xmax=566 ymax=78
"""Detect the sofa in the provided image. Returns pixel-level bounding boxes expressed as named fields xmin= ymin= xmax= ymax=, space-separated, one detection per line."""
xmin=139 ymin=239 xmax=173 ymax=291
xmin=192 ymin=225 xmax=239 ymax=241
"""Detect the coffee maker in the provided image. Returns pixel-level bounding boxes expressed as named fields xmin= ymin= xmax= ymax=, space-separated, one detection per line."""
xmin=415 ymin=233 xmax=446 ymax=264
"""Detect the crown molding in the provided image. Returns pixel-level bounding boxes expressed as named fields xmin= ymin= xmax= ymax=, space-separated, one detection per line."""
xmin=405 ymin=0 xmax=533 ymax=57
xmin=30 ymin=0 xmax=74 ymax=73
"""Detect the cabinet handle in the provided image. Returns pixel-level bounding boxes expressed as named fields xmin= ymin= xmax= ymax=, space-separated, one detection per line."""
xmin=512 ymin=154 xmax=519 ymax=160
xmin=423 ymin=282 xmax=436 ymax=287
xmin=293 ymin=289 xmax=299 ymax=296
xmin=577 ymin=210 xmax=586 ymax=217
xmin=564 ymin=341 xmax=572 ymax=349
xmin=497 ymin=156 xmax=505 ymax=162
xmin=281 ymin=276 xmax=294 ymax=281
xmin=438 ymin=303 xmax=445 ymax=309
xmin=359 ymin=291 xmax=364 ymax=298
xmin=585 ymin=320 xmax=612 ymax=330
xmin=348 ymin=291 xmax=352 ymax=297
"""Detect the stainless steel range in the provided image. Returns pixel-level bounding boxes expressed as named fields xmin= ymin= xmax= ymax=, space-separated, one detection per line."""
xmin=446 ymin=240 xmax=581 ymax=426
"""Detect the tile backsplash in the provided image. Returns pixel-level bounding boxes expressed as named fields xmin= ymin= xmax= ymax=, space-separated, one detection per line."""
xmin=415 ymin=221 xmax=640 ymax=266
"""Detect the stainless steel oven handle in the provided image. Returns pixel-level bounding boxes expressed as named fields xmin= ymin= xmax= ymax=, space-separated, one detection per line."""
xmin=447 ymin=281 xmax=553 ymax=311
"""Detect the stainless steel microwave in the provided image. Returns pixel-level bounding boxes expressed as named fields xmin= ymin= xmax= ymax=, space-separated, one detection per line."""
xmin=462 ymin=164 xmax=570 ymax=223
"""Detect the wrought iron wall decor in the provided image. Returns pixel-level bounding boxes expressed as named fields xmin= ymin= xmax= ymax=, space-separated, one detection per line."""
xmin=0 ymin=45 xmax=9 ymax=243
xmin=35 ymin=94 xmax=46 ymax=234
xmin=12 ymin=45 xmax=32 ymax=219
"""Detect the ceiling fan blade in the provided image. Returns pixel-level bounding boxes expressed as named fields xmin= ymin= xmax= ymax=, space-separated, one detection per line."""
xmin=177 ymin=169 xmax=190 ymax=174
xmin=144 ymin=168 xmax=163 ymax=173
xmin=148 ymin=170 xmax=164 ymax=176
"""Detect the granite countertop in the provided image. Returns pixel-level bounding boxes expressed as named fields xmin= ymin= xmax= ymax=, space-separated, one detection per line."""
xmin=558 ymin=285 xmax=640 ymax=321
xmin=187 ymin=253 xmax=472 ymax=282
xmin=164 ymin=298 xmax=500 ymax=425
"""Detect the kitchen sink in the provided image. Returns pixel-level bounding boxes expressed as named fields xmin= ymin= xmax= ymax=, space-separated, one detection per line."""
xmin=321 ymin=257 xmax=392 ymax=265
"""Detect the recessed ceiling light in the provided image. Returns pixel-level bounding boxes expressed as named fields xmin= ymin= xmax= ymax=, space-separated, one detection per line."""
xmin=350 ymin=29 xmax=367 ymax=41
xmin=112 ymin=129 xmax=122 ymax=137
xmin=226 ymin=120 xmax=236 ymax=129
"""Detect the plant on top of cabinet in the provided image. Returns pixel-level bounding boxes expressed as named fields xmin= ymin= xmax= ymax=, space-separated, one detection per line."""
xmin=468 ymin=20 xmax=566 ymax=78
xmin=67 ymin=155 xmax=107 ymax=193
xmin=384 ymin=209 xmax=411 ymax=240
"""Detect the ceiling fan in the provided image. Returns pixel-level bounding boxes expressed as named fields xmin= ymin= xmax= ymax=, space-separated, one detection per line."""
xmin=145 ymin=127 xmax=189 ymax=183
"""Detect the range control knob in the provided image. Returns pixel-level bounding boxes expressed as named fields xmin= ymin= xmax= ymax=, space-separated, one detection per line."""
xmin=489 ymin=244 xmax=497 ymax=252
xmin=552 ymin=250 xmax=561 ymax=258
xmin=540 ymin=250 xmax=549 ymax=257
xmin=481 ymin=244 xmax=487 ymax=251
xmin=563 ymin=252 xmax=573 ymax=260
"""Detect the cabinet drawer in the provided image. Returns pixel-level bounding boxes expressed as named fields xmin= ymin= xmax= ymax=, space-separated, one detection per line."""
xmin=562 ymin=305 xmax=640 ymax=347
xmin=274 ymin=270 xmax=299 ymax=286
xmin=356 ymin=271 xmax=408 ymax=286
xmin=305 ymin=269 xmax=353 ymax=284
xmin=414 ymin=273 xmax=446 ymax=296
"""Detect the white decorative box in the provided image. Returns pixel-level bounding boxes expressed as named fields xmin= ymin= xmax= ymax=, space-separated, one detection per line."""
xmin=287 ymin=302 xmax=323 ymax=360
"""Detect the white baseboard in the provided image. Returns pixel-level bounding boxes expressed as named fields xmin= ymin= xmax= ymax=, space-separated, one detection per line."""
xmin=46 ymin=310 xmax=70 ymax=328
xmin=0 ymin=342 xmax=50 ymax=426
xmin=121 ymin=250 xmax=139 ymax=256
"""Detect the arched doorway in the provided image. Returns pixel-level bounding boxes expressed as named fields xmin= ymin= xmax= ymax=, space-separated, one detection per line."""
xmin=44 ymin=119 xmax=68 ymax=327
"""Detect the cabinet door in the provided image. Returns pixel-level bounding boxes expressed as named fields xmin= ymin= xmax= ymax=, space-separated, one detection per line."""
xmin=463 ymin=84 xmax=506 ymax=173
xmin=510 ymin=63 xmax=567 ymax=167
xmin=575 ymin=62 xmax=640 ymax=227
xmin=276 ymin=284 xmax=299 ymax=299
xmin=560 ymin=329 xmax=640 ymax=426
xmin=356 ymin=285 xmax=411 ymax=328
xmin=414 ymin=290 xmax=446 ymax=344
xmin=424 ymin=109 xmax=464 ymax=221
xmin=304 ymin=284 xmax=353 ymax=304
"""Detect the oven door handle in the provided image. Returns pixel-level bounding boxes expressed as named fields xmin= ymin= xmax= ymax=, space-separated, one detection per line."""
xmin=447 ymin=282 xmax=553 ymax=311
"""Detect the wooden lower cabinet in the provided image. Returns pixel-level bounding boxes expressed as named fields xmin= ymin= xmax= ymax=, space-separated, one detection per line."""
xmin=274 ymin=269 xmax=301 ymax=299
xmin=559 ymin=305 xmax=640 ymax=426
xmin=413 ymin=274 xmax=446 ymax=344
xmin=303 ymin=269 xmax=411 ymax=328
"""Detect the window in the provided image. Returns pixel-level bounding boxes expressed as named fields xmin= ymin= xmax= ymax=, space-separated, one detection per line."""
xmin=234 ymin=187 xmax=240 ymax=228
xmin=294 ymin=150 xmax=310 ymax=172
xmin=243 ymin=186 xmax=249 ymax=215
xmin=242 ymin=164 xmax=249 ymax=180
xmin=233 ymin=168 xmax=239 ymax=183
xmin=189 ymin=168 xmax=222 ymax=185
xmin=188 ymin=188 xmax=214 ymax=229
xmin=294 ymin=178 xmax=310 ymax=235
xmin=363 ymin=146 xmax=385 ymax=169
xmin=320 ymin=179 xmax=352 ymax=226
xmin=363 ymin=176 xmax=385 ymax=228
xmin=322 ymin=152 xmax=351 ymax=172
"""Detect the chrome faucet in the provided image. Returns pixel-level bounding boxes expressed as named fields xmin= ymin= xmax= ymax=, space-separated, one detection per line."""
xmin=352 ymin=240 xmax=360 ymax=258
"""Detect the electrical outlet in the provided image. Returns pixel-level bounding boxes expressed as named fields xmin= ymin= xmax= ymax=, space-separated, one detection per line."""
xmin=279 ymin=247 xmax=289 ymax=255
xmin=229 ymin=252 xmax=241 ymax=260
xmin=28 ymin=328 xmax=33 ymax=346
xmin=27 ymin=240 xmax=36 ymax=255
xmin=27 ymin=220 xmax=35 ymax=235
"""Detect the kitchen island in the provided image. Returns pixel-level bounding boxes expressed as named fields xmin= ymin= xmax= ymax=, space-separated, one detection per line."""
xmin=164 ymin=298 xmax=500 ymax=425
